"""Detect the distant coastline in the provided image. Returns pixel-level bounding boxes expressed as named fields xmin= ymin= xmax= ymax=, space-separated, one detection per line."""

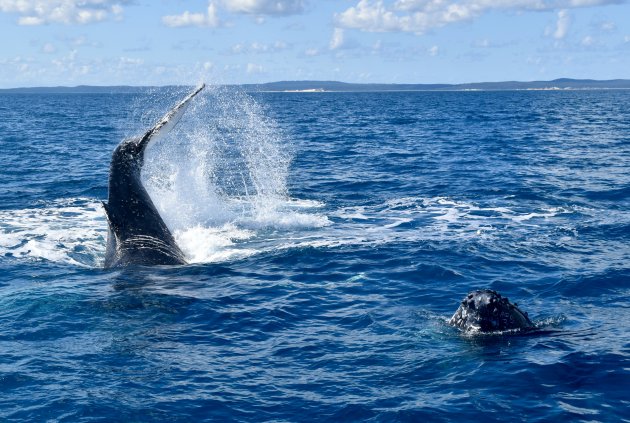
xmin=246 ymin=78 xmax=630 ymax=92
xmin=1 ymin=78 xmax=629 ymax=93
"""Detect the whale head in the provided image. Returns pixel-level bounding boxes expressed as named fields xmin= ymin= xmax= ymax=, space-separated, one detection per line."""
xmin=449 ymin=289 xmax=534 ymax=333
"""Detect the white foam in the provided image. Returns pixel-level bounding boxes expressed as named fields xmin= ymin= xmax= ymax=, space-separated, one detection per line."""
xmin=0 ymin=193 xmax=586 ymax=267
xmin=281 ymin=196 xmax=584 ymax=252
xmin=510 ymin=208 xmax=563 ymax=223
xmin=383 ymin=217 xmax=413 ymax=229
xmin=0 ymin=199 xmax=107 ymax=266
xmin=175 ymin=224 xmax=257 ymax=263
xmin=433 ymin=207 xmax=461 ymax=223
xmin=334 ymin=206 xmax=369 ymax=220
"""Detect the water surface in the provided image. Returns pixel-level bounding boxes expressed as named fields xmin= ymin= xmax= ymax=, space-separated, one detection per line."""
xmin=0 ymin=89 xmax=628 ymax=421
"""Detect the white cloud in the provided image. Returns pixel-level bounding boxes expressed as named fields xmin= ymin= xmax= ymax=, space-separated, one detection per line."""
xmin=334 ymin=0 xmax=625 ymax=34
xmin=250 ymin=41 xmax=270 ymax=52
xmin=219 ymin=0 xmax=305 ymax=15
xmin=428 ymin=45 xmax=439 ymax=56
xmin=0 ymin=53 xmax=230 ymax=87
xmin=118 ymin=57 xmax=143 ymax=67
xmin=554 ymin=9 xmax=571 ymax=39
xmin=527 ymin=56 xmax=542 ymax=65
xmin=474 ymin=38 xmax=491 ymax=48
xmin=51 ymin=49 xmax=80 ymax=74
xmin=0 ymin=56 xmax=46 ymax=84
xmin=599 ymin=20 xmax=616 ymax=31
xmin=304 ymin=48 xmax=319 ymax=56
xmin=162 ymin=0 xmax=305 ymax=26
xmin=163 ymin=2 xmax=220 ymax=27
xmin=231 ymin=43 xmax=245 ymax=53
xmin=230 ymin=41 xmax=289 ymax=53
xmin=336 ymin=1 xmax=413 ymax=33
xmin=329 ymin=28 xmax=345 ymax=50
xmin=19 ymin=16 xmax=44 ymax=25
xmin=581 ymin=35 xmax=594 ymax=45
xmin=0 ymin=0 xmax=128 ymax=25
xmin=41 ymin=43 xmax=56 ymax=53
xmin=246 ymin=63 xmax=264 ymax=74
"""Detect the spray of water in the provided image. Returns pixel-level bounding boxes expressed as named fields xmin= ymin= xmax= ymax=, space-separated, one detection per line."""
xmin=141 ymin=85 xmax=328 ymax=263
xmin=0 ymin=86 xmax=329 ymax=267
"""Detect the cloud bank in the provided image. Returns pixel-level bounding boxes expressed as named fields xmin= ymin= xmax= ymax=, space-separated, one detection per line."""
xmin=163 ymin=0 xmax=306 ymax=28
xmin=0 ymin=0 xmax=127 ymax=25
xmin=220 ymin=0 xmax=306 ymax=15
xmin=335 ymin=0 xmax=626 ymax=34
xmin=163 ymin=3 xmax=220 ymax=28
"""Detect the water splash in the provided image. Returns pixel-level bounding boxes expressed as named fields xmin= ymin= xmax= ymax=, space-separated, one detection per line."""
xmin=0 ymin=87 xmax=329 ymax=267
xmin=140 ymin=86 xmax=327 ymax=263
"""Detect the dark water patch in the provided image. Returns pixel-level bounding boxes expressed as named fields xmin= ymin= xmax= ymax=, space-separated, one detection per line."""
xmin=552 ymin=268 xmax=630 ymax=298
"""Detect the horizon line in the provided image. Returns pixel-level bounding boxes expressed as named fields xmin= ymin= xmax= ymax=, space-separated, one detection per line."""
xmin=1 ymin=77 xmax=630 ymax=90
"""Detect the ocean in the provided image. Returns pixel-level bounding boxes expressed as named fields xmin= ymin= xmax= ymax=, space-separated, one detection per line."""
xmin=0 ymin=87 xmax=628 ymax=421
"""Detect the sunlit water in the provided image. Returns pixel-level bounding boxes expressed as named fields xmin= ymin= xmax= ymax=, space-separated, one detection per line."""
xmin=0 ymin=88 xmax=628 ymax=421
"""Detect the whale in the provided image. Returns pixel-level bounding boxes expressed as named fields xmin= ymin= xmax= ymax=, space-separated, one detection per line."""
xmin=103 ymin=84 xmax=205 ymax=268
xmin=449 ymin=289 xmax=534 ymax=333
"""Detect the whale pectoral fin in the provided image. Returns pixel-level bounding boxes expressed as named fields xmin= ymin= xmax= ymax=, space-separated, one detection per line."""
xmin=136 ymin=83 xmax=206 ymax=154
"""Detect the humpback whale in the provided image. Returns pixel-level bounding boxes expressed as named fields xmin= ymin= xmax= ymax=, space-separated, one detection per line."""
xmin=449 ymin=289 xmax=534 ymax=333
xmin=103 ymin=84 xmax=205 ymax=268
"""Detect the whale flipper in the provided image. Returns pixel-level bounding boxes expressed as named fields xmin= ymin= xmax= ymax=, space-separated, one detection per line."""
xmin=103 ymin=84 xmax=205 ymax=268
xmin=136 ymin=84 xmax=205 ymax=155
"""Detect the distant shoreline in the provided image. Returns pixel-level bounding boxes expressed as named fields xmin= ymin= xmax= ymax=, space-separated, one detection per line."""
xmin=1 ymin=78 xmax=629 ymax=93
xmin=264 ymin=87 xmax=630 ymax=93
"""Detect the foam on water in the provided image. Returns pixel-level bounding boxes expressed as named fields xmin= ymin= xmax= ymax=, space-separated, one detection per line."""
xmin=0 ymin=193 xmax=594 ymax=267
xmin=0 ymin=198 xmax=106 ymax=267
xmin=325 ymin=196 xmax=582 ymax=246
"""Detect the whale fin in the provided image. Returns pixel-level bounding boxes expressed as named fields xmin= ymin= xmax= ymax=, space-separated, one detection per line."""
xmin=104 ymin=86 xmax=204 ymax=268
xmin=137 ymin=83 xmax=206 ymax=154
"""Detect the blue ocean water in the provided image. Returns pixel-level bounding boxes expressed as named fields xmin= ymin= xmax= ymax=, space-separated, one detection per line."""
xmin=0 ymin=88 xmax=628 ymax=421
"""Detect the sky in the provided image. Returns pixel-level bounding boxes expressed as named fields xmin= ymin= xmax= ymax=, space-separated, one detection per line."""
xmin=0 ymin=0 xmax=629 ymax=87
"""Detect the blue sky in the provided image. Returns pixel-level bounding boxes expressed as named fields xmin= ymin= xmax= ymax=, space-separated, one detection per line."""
xmin=0 ymin=0 xmax=629 ymax=87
